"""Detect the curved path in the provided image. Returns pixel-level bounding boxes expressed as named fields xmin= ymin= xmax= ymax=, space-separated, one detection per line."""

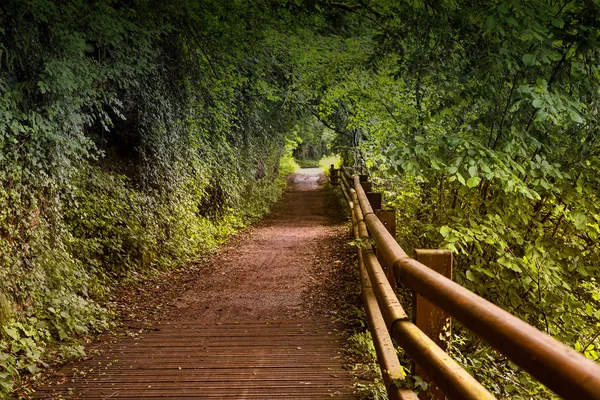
xmin=34 ymin=168 xmax=358 ymax=399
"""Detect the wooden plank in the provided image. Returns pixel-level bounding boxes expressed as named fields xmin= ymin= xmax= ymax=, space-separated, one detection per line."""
xmin=35 ymin=319 xmax=358 ymax=399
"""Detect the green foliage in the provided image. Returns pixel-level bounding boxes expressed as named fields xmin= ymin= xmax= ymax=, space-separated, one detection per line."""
xmin=279 ymin=145 xmax=301 ymax=177
xmin=319 ymin=154 xmax=342 ymax=177
xmin=348 ymin=331 xmax=388 ymax=399
xmin=289 ymin=0 xmax=600 ymax=397
xmin=3 ymin=0 xmax=599 ymax=396
xmin=0 ymin=0 xmax=307 ymax=395
xmin=296 ymin=159 xmax=320 ymax=168
xmin=291 ymin=117 xmax=335 ymax=163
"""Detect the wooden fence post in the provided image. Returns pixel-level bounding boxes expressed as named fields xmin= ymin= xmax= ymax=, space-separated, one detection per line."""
xmin=413 ymin=250 xmax=453 ymax=400
xmin=375 ymin=209 xmax=397 ymax=289
xmin=359 ymin=177 xmax=396 ymax=289
xmin=366 ymin=192 xmax=382 ymax=210
xmin=329 ymin=166 xmax=340 ymax=185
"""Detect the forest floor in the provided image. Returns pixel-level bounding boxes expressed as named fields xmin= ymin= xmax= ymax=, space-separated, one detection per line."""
xmin=24 ymin=168 xmax=368 ymax=399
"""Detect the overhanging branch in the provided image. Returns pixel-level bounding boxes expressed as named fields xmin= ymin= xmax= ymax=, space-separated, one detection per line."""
xmin=330 ymin=2 xmax=361 ymax=12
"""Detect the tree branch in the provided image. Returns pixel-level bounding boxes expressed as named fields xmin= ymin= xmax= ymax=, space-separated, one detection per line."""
xmin=330 ymin=2 xmax=361 ymax=12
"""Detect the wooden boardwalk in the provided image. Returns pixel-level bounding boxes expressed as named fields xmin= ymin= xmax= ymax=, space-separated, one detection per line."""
xmin=33 ymin=170 xmax=358 ymax=399
xmin=35 ymin=320 xmax=358 ymax=399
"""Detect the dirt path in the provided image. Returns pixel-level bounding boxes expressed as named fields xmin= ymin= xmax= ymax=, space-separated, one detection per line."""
xmin=32 ymin=168 xmax=360 ymax=399
xmin=171 ymin=168 xmax=340 ymax=321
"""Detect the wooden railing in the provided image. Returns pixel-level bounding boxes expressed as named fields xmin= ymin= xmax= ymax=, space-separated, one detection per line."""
xmin=335 ymin=166 xmax=600 ymax=400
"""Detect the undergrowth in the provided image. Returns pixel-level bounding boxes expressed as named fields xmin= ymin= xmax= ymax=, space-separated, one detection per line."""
xmin=0 ymin=1 xmax=310 ymax=396
xmin=295 ymin=159 xmax=320 ymax=168
xmin=1 ymin=153 xmax=294 ymax=397
xmin=347 ymin=331 xmax=388 ymax=400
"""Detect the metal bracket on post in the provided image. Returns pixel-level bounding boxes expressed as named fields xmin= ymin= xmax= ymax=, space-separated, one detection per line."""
xmin=413 ymin=249 xmax=453 ymax=400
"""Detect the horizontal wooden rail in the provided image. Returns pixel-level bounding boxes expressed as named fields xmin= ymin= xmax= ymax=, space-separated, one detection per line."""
xmin=341 ymin=167 xmax=353 ymax=183
xmin=350 ymin=198 xmax=418 ymax=400
xmin=347 ymin=183 xmax=494 ymax=399
xmin=340 ymin=166 xmax=600 ymax=400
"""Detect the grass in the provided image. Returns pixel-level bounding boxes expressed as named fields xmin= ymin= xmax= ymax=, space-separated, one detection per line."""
xmin=296 ymin=158 xmax=320 ymax=168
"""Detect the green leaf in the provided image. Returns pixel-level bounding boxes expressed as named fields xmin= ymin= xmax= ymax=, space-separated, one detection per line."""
xmin=440 ymin=225 xmax=451 ymax=238
xmin=498 ymin=256 xmax=522 ymax=272
xmin=522 ymin=54 xmax=536 ymax=66
xmin=551 ymin=17 xmax=564 ymax=28
xmin=532 ymin=98 xmax=545 ymax=108
xmin=572 ymin=212 xmax=588 ymax=230
xmin=466 ymin=176 xmax=480 ymax=188
xmin=3 ymin=327 xmax=19 ymax=341
xmin=536 ymin=111 xmax=549 ymax=122
xmin=26 ymin=364 xmax=39 ymax=374
xmin=506 ymin=17 xmax=518 ymax=27
xmin=468 ymin=166 xmax=478 ymax=177
xmin=569 ymin=109 xmax=584 ymax=123
xmin=466 ymin=270 xmax=475 ymax=281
